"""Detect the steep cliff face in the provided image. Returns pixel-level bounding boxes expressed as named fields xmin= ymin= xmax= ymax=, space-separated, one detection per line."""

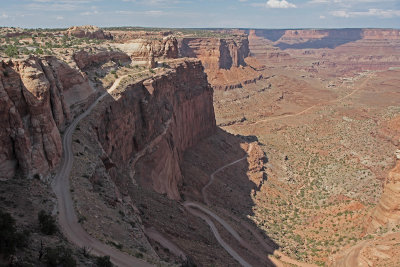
xmin=73 ymin=50 xmax=131 ymax=70
xmin=67 ymin=25 xmax=112 ymax=40
xmin=0 ymin=55 xmax=98 ymax=180
xmin=178 ymin=36 xmax=263 ymax=90
xmin=179 ymin=36 xmax=249 ymax=70
xmin=89 ymin=59 xmax=216 ymax=199
xmin=367 ymin=159 xmax=400 ymax=232
xmin=114 ymin=36 xmax=179 ymax=62
xmin=0 ymin=57 xmax=70 ymax=179
xmin=245 ymin=28 xmax=400 ymax=49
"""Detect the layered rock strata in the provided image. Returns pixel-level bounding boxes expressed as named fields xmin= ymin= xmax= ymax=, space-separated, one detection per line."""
xmin=73 ymin=50 xmax=131 ymax=70
xmin=67 ymin=25 xmax=112 ymax=40
xmin=178 ymin=36 xmax=264 ymax=90
xmin=114 ymin=36 xmax=179 ymax=63
xmin=0 ymin=56 xmax=91 ymax=179
xmin=367 ymin=160 xmax=400 ymax=232
xmin=179 ymin=36 xmax=249 ymax=70
xmin=89 ymin=59 xmax=216 ymax=199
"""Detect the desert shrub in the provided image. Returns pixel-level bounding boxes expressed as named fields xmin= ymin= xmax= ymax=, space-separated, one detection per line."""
xmin=5 ymin=45 xmax=18 ymax=57
xmin=134 ymin=252 xmax=143 ymax=258
xmin=38 ymin=210 xmax=57 ymax=235
xmin=35 ymin=48 xmax=44 ymax=55
xmin=44 ymin=246 xmax=76 ymax=267
xmin=0 ymin=210 xmax=29 ymax=257
xmin=181 ymin=256 xmax=197 ymax=267
xmin=96 ymin=255 xmax=113 ymax=267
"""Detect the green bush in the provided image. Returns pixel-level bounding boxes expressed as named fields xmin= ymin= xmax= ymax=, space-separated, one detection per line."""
xmin=38 ymin=210 xmax=57 ymax=235
xmin=96 ymin=255 xmax=113 ymax=267
xmin=5 ymin=45 xmax=18 ymax=58
xmin=0 ymin=210 xmax=29 ymax=257
xmin=35 ymin=48 xmax=44 ymax=55
xmin=44 ymin=246 xmax=76 ymax=267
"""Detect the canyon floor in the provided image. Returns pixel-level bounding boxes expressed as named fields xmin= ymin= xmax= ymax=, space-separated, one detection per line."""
xmin=215 ymin=51 xmax=400 ymax=265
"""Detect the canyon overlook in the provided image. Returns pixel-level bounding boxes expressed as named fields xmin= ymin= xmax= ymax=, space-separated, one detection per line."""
xmin=1 ymin=26 xmax=400 ymax=267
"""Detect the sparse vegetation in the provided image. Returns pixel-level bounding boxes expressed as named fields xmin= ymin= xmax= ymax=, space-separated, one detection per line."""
xmin=44 ymin=246 xmax=76 ymax=267
xmin=38 ymin=210 xmax=57 ymax=235
xmin=96 ymin=255 xmax=113 ymax=267
xmin=0 ymin=210 xmax=29 ymax=257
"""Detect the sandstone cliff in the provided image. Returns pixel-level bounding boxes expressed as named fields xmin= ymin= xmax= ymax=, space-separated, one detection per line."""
xmin=114 ymin=36 xmax=179 ymax=62
xmin=0 ymin=57 xmax=65 ymax=179
xmin=0 ymin=55 xmax=98 ymax=180
xmin=67 ymin=25 xmax=112 ymax=40
xmin=178 ymin=36 xmax=263 ymax=90
xmin=73 ymin=50 xmax=131 ymax=70
xmin=179 ymin=36 xmax=249 ymax=70
xmin=244 ymin=28 xmax=400 ymax=49
xmin=88 ymin=59 xmax=216 ymax=199
xmin=367 ymin=160 xmax=400 ymax=232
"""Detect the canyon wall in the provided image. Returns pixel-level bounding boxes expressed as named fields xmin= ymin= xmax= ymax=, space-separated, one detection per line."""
xmin=67 ymin=25 xmax=112 ymax=40
xmin=89 ymin=59 xmax=216 ymax=199
xmin=0 ymin=56 xmax=93 ymax=180
xmin=178 ymin=36 xmax=264 ymax=90
xmin=245 ymin=29 xmax=400 ymax=45
xmin=114 ymin=36 xmax=179 ymax=62
xmin=179 ymin=36 xmax=249 ymax=70
xmin=73 ymin=50 xmax=131 ymax=70
xmin=367 ymin=159 xmax=400 ymax=232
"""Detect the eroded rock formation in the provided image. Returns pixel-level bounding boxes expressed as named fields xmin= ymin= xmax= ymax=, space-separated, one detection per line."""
xmin=0 ymin=54 xmax=99 ymax=179
xmin=89 ymin=59 xmax=216 ymax=199
xmin=178 ymin=35 xmax=263 ymax=90
xmin=114 ymin=36 xmax=179 ymax=62
xmin=73 ymin=50 xmax=131 ymax=70
xmin=179 ymin=36 xmax=249 ymax=70
xmin=367 ymin=160 xmax=400 ymax=232
xmin=0 ymin=57 xmax=68 ymax=179
xmin=67 ymin=25 xmax=112 ymax=40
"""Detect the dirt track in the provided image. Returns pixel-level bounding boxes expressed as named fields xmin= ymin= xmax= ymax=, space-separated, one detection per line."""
xmin=52 ymin=76 xmax=153 ymax=267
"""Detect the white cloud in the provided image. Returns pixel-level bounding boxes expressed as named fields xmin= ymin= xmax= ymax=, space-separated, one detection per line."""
xmin=308 ymin=0 xmax=329 ymax=3
xmin=115 ymin=10 xmax=135 ymax=15
xmin=122 ymin=0 xmax=183 ymax=4
xmin=56 ymin=15 xmax=64 ymax=20
xmin=80 ymin=10 xmax=99 ymax=16
xmin=266 ymin=0 xmax=296 ymax=8
xmin=144 ymin=10 xmax=164 ymax=16
xmin=1 ymin=13 xmax=9 ymax=19
xmin=319 ymin=15 xmax=326 ymax=18
xmin=331 ymin=8 xmax=400 ymax=18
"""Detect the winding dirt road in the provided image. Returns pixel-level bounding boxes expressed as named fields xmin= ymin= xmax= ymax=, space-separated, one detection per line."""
xmin=185 ymin=143 xmax=316 ymax=267
xmin=202 ymin=146 xmax=252 ymax=205
xmin=52 ymin=75 xmax=153 ymax=267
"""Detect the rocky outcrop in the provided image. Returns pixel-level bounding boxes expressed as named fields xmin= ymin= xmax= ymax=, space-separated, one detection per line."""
xmin=114 ymin=36 xmax=179 ymax=62
xmin=179 ymin=36 xmax=249 ymax=70
xmin=367 ymin=159 xmax=400 ymax=232
xmin=73 ymin=50 xmax=131 ymax=70
xmin=178 ymin=36 xmax=265 ymax=90
xmin=89 ymin=59 xmax=216 ymax=199
xmin=67 ymin=25 xmax=112 ymax=40
xmin=0 ymin=56 xmax=94 ymax=180
xmin=110 ymin=30 xmax=173 ymax=42
xmin=45 ymin=57 xmax=94 ymax=108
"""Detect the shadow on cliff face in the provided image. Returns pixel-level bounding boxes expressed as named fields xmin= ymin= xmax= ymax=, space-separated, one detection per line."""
xmin=180 ymin=128 xmax=279 ymax=266
xmin=244 ymin=29 xmax=287 ymax=42
xmin=275 ymin=29 xmax=363 ymax=50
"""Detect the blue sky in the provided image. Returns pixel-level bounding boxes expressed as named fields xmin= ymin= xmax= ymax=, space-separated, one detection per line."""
xmin=0 ymin=0 xmax=399 ymax=29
